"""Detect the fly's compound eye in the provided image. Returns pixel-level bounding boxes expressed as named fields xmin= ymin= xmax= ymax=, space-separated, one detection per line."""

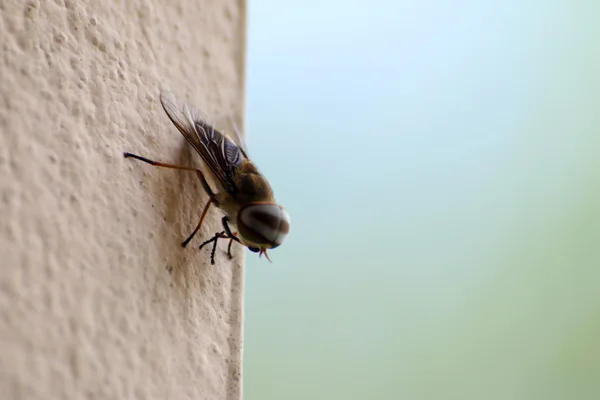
xmin=237 ymin=203 xmax=291 ymax=249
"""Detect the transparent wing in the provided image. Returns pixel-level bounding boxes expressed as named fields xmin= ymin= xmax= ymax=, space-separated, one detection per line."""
xmin=200 ymin=110 xmax=249 ymax=158
xmin=228 ymin=116 xmax=249 ymax=158
xmin=159 ymin=91 xmax=246 ymax=195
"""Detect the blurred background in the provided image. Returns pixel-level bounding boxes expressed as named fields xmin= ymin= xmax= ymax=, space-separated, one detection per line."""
xmin=242 ymin=1 xmax=600 ymax=399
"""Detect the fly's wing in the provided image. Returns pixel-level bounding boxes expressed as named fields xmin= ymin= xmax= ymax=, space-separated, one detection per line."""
xmin=227 ymin=116 xmax=249 ymax=158
xmin=159 ymin=91 xmax=246 ymax=195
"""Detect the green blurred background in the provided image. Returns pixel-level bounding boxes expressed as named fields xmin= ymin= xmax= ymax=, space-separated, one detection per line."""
xmin=242 ymin=1 xmax=600 ymax=399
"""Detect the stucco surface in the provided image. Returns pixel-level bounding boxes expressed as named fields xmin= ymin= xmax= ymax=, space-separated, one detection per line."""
xmin=0 ymin=0 xmax=246 ymax=399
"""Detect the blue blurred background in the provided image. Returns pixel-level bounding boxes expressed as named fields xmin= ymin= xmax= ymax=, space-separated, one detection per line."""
xmin=242 ymin=1 xmax=600 ymax=399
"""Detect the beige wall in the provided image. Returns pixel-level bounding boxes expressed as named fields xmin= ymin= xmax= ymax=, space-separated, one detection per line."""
xmin=0 ymin=1 xmax=247 ymax=399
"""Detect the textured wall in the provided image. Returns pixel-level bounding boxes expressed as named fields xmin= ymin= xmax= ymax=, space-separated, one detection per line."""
xmin=0 ymin=0 xmax=246 ymax=399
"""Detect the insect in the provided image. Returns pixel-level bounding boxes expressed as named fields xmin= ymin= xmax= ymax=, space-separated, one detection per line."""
xmin=124 ymin=91 xmax=290 ymax=264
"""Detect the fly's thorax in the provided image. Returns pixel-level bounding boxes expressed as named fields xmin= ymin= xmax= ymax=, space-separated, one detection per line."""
xmin=235 ymin=161 xmax=275 ymax=203
xmin=236 ymin=203 xmax=290 ymax=249
xmin=214 ymin=192 xmax=241 ymax=219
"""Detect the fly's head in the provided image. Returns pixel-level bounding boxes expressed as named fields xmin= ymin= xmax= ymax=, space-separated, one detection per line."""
xmin=236 ymin=202 xmax=290 ymax=261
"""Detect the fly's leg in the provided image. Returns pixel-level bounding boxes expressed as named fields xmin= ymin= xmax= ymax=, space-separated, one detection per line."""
xmin=123 ymin=152 xmax=218 ymax=247
xmin=197 ymin=217 xmax=241 ymax=264
xmin=181 ymin=197 xmax=214 ymax=247
xmin=227 ymin=239 xmax=235 ymax=260
xmin=198 ymin=231 xmax=230 ymax=265
xmin=222 ymin=217 xmax=240 ymax=260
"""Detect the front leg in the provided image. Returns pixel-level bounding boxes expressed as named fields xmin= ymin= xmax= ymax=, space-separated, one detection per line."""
xmin=198 ymin=218 xmax=241 ymax=264
xmin=222 ymin=216 xmax=241 ymax=260
xmin=199 ymin=231 xmax=228 ymax=265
